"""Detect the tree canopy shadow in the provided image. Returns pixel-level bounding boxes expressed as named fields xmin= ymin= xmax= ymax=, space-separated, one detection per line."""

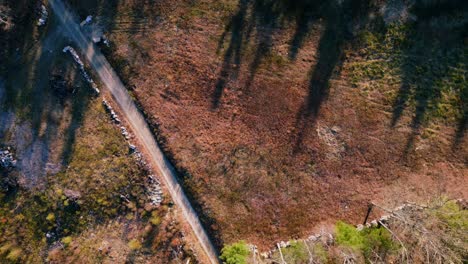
xmin=212 ymin=0 xmax=250 ymax=109
xmin=291 ymin=0 xmax=372 ymax=152
xmin=215 ymin=0 xmax=467 ymax=154
xmin=1 ymin=1 xmax=94 ymax=184
xmin=389 ymin=0 xmax=468 ymax=154
xmin=213 ymin=0 xmax=325 ymax=109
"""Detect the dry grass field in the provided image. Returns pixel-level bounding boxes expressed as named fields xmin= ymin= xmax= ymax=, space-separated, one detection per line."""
xmin=1 ymin=1 xmax=465 ymax=260
xmin=72 ymin=0 xmax=468 ymax=250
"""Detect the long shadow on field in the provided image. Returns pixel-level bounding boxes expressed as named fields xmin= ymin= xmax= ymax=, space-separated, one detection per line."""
xmin=292 ymin=0 xmax=372 ymax=153
xmin=213 ymin=0 xmax=324 ymax=109
xmin=213 ymin=0 xmax=373 ymax=153
xmin=212 ymin=0 xmax=250 ymax=109
xmin=390 ymin=1 xmax=468 ymax=155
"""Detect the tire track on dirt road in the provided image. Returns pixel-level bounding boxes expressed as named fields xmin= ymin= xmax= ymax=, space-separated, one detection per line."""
xmin=48 ymin=0 xmax=219 ymax=262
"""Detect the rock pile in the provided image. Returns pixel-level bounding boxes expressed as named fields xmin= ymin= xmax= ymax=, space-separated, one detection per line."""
xmin=64 ymin=189 xmax=81 ymax=201
xmin=0 ymin=148 xmax=16 ymax=169
xmin=102 ymin=99 xmax=121 ymax=124
xmin=102 ymin=98 xmax=163 ymax=206
xmin=102 ymin=35 xmax=110 ymax=47
xmin=93 ymin=35 xmax=110 ymax=47
xmin=63 ymin=46 xmax=100 ymax=94
xmin=148 ymin=175 xmax=163 ymax=206
xmin=102 ymin=99 xmax=134 ymax=141
xmin=120 ymin=127 xmax=130 ymax=140
xmin=37 ymin=4 xmax=48 ymax=26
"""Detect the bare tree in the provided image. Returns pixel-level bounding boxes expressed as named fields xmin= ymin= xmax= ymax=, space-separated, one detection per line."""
xmin=373 ymin=200 xmax=466 ymax=264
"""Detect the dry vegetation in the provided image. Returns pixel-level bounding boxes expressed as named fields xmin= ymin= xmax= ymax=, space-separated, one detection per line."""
xmin=91 ymin=0 xmax=468 ymax=250
xmin=1 ymin=0 xmax=466 ymax=262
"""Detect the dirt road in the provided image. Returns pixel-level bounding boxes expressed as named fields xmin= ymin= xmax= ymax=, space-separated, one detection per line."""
xmin=48 ymin=0 xmax=219 ymax=262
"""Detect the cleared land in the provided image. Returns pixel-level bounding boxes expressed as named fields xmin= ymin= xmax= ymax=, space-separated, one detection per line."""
xmin=87 ymin=0 xmax=467 ymax=249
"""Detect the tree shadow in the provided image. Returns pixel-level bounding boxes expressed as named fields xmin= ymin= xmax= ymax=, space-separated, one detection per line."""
xmin=215 ymin=0 xmax=467 ymax=155
xmin=389 ymin=1 xmax=468 ymax=155
xmin=67 ymin=0 xmax=119 ymax=32
xmin=212 ymin=0 xmax=251 ymax=109
xmin=453 ymin=100 xmax=467 ymax=149
xmin=1 ymin=3 xmax=94 ymax=184
xmin=213 ymin=0 xmax=373 ymax=154
xmin=292 ymin=0 xmax=372 ymax=153
xmin=213 ymin=0 xmax=324 ymax=108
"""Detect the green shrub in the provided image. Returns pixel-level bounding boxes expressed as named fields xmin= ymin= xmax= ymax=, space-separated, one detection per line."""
xmin=361 ymin=226 xmax=397 ymax=258
xmin=433 ymin=200 xmax=468 ymax=230
xmin=282 ymin=241 xmax=309 ymax=264
xmin=128 ymin=239 xmax=142 ymax=250
xmin=149 ymin=211 xmax=161 ymax=226
xmin=46 ymin=213 xmax=55 ymax=222
xmin=220 ymin=241 xmax=250 ymax=264
xmin=61 ymin=236 xmax=73 ymax=246
xmin=336 ymin=221 xmax=397 ymax=259
xmin=312 ymin=243 xmax=328 ymax=262
xmin=335 ymin=221 xmax=365 ymax=250
xmin=6 ymin=247 xmax=22 ymax=261
xmin=0 ymin=243 xmax=13 ymax=255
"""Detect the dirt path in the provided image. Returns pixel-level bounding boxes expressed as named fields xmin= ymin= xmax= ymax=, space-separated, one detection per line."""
xmin=48 ymin=0 xmax=219 ymax=263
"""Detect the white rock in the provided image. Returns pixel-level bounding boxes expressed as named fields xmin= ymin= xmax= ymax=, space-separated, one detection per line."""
xmin=37 ymin=5 xmax=48 ymax=27
xmin=80 ymin=15 xmax=93 ymax=27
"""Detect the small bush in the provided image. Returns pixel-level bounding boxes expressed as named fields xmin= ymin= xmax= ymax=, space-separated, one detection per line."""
xmin=361 ymin=226 xmax=397 ymax=258
xmin=282 ymin=241 xmax=309 ymax=264
xmin=336 ymin=221 xmax=397 ymax=260
xmin=6 ymin=247 xmax=22 ymax=261
xmin=128 ymin=239 xmax=142 ymax=250
xmin=312 ymin=243 xmax=328 ymax=262
xmin=434 ymin=200 xmax=468 ymax=230
xmin=46 ymin=213 xmax=55 ymax=222
xmin=0 ymin=243 xmax=13 ymax=255
xmin=150 ymin=213 xmax=161 ymax=226
xmin=335 ymin=221 xmax=365 ymax=250
xmin=61 ymin=236 xmax=73 ymax=246
xmin=220 ymin=241 xmax=250 ymax=264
